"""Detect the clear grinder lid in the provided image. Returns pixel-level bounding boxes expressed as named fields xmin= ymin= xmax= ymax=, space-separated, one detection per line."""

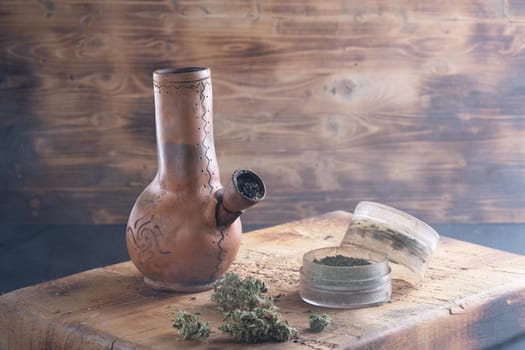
xmin=341 ymin=201 xmax=440 ymax=285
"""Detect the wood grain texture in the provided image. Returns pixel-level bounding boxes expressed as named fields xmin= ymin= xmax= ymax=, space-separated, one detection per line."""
xmin=2 ymin=211 xmax=525 ymax=349
xmin=1 ymin=1 xmax=525 ymax=224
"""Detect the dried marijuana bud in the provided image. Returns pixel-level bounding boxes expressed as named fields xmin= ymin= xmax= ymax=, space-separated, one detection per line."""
xmin=211 ymin=271 xmax=269 ymax=311
xmin=172 ymin=311 xmax=211 ymax=341
xmin=173 ymin=272 xmax=297 ymax=344
xmin=214 ymin=272 xmax=297 ymax=343
xmin=309 ymin=313 xmax=331 ymax=332
xmin=219 ymin=306 xmax=297 ymax=343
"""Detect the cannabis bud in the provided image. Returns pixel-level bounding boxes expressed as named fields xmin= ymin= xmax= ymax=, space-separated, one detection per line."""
xmin=219 ymin=307 xmax=297 ymax=343
xmin=173 ymin=272 xmax=298 ymax=344
xmin=172 ymin=311 xmax=211 ymax=341
xmin=211 ymin=271 xmax=269 ymax=311
xmin=212 ymin=272 xmax=297 ymax=343
xmin=309 ymin=313 xmax=331 ymax=332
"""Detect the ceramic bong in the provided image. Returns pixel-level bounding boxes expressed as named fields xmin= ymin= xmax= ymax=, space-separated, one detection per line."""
xmin=127 ymin=67 xmax=266 ymax=292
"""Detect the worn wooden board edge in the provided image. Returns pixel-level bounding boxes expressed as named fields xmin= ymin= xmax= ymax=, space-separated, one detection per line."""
xmin=347 ymin=283 xmax=525 ymax=349
xmin=0 ymin=274 xmax=143 ymax=350
xmin=1 ymin=211 xmax=525 ymax=349
xmin=0 ymin=300 xmax=130 ymax=350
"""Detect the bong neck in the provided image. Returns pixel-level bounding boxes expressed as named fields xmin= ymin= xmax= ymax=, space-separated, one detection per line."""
xmin=152 ymin=67 xmax=219 ymax=190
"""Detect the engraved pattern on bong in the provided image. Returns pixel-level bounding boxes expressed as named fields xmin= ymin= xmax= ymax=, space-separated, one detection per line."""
xmin=128 ymin=215 xmax=170 ymax=266
xmin=153 ymin=79 xmax=215 ymax=194
xmin=198 ymin=81 xmax=215 ymax=195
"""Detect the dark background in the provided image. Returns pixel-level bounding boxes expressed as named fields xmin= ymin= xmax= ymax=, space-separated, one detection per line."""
xmin=1 ymin=1 xmax=525 ymax=348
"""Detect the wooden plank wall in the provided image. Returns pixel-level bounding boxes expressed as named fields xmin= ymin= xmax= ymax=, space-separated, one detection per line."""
xmin=1 ymin=0 xmax=525 ymax=225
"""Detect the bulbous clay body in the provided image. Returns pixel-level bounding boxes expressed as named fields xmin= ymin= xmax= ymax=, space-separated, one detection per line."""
xmin=127 ymin=67 xmax=263 ymax=292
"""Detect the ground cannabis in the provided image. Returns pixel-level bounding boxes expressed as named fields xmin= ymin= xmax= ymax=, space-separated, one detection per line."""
xmin=172 ymin=311 xmax=211 ymax=341
xmin=219 ymin=306 xmax=297 ymax=343
xmin=211 ymin=271 xmax=270 ymax=311
xmin=236 ymin=172 xmax=265 ymax=199
xmin=313 ymin=254 xmax=370 ymax=267
xmin=309 ymin=313 xmax=331 ymax=332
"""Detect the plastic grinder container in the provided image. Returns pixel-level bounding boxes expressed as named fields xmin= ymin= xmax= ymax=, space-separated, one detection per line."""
xmin=299 ymin=246 xmax=392 ymax=308
xmin=341 ymin=201 xmax=440 ymax=285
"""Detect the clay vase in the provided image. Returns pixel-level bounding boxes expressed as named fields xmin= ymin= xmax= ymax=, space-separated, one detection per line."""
xmin=126 ymin=67 xmax=266 ymax=292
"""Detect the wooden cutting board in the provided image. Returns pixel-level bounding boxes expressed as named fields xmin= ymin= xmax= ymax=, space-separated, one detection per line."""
xmin=1 ymin=211 xmax=525 ymax=349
